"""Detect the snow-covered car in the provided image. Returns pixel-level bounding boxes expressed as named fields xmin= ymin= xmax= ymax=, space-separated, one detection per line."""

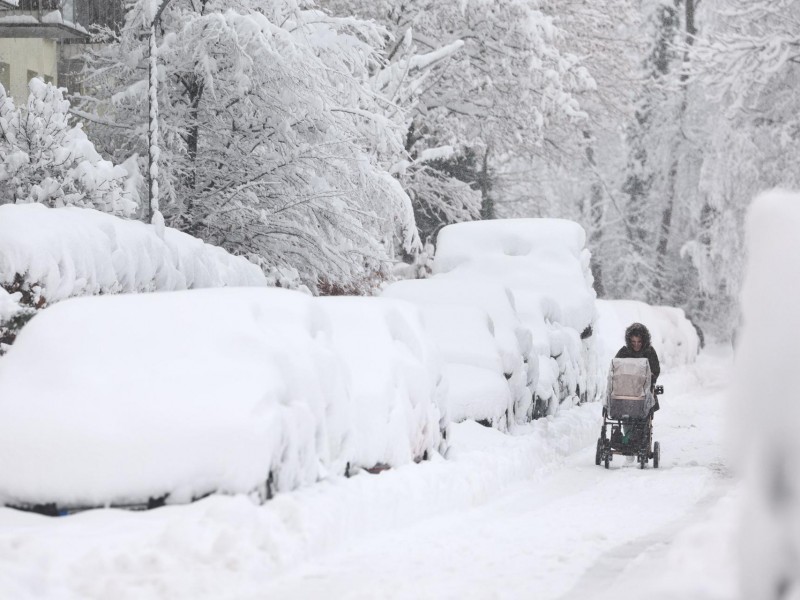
xmin=594 ymin=299 xmax=700 ymax=370
xmin=382 ymin=278 xmax=531 ymax=427
xmin=0 ymin=287 xmax=446 ymax=512
xmin=432 ymin=218 xmax=600 ymax=416
xmin=316 ymin=296 xmax=448 ymax=465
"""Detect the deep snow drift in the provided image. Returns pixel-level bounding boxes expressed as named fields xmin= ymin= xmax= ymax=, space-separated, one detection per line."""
xmin=0 ymin=209 xmax=700 ymax=519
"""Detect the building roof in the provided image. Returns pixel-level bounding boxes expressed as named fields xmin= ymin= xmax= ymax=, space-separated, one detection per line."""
xmin=0 ymin=9 xmax=89 ymax=39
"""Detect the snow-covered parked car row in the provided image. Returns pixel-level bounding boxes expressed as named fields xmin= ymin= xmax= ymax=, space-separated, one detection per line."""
xmin=0 ymin=205 xmax=701 ymax=511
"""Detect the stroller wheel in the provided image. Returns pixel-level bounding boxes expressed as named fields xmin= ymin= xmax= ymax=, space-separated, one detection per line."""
xmin=653 ymin=441 xmax=660 ymax=469
xmin=595 ymin=438 xmax=603 ymax=466
xmin=604 ymin=453 xmax=610 ymax=469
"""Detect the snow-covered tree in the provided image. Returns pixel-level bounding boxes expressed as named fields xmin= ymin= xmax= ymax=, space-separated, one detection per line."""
xmin=80 ymin=0 xmax=421 ymax=293
xmin=0 ymin=79 xmax=139 ymax=215
xmin=492 ymin=0 xmax=642 ymax=297
xmin=74 ymin=0 xmax=126 ymax=31
xmin=321 ymin=0 xmax=593 ymax=237
xmin=679 ymin=0 xmax=800 ymax=334
xmin=364 ymin=28 xmax=481 ymax=245
xmin=614 ymin=0 xmax=685 ymax=302
xmin=693 ymin=0 xmax=800 ymax=117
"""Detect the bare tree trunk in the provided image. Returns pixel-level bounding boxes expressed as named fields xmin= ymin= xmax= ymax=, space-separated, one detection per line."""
xmin=653 ymin=0 xmax=695 ymax=296
xmin=479 ymin=145 xmax=494 ymax=220
xmin=583 ymin=131 xmax=605 ymax=296
xmin=183 ymin=77 xmax=204 ymax=199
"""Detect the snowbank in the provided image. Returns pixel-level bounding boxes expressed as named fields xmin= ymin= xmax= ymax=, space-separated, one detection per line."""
xmin=0 ymin=203 xmax=267 ymax=307
xmin=431 ymin=218 xmax=599 ymax=415
xmin=0 ymin=402 xmax=603 ymax=599
xmin=735 ymin=189 xmax=800 ymax=599
xmin=595 ymin=299 xmax=700 ymax=369
xmin=382 ymin=278 xmax=530 ymax=427
xmin=0 ymin=287 xmax=34 ymax=354
xmin=0 ymin=288 xmax=445 ymax=508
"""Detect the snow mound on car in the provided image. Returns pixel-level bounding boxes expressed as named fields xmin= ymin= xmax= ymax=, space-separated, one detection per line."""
xmin=0 ymin=288 xmax=445 ymax=508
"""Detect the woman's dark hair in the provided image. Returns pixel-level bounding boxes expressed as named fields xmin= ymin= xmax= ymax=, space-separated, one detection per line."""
xmin=624 ymin=322 xmax=652 ymax=349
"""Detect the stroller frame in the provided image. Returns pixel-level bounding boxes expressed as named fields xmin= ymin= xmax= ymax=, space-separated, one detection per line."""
xmin=595 ymin=385 xmax=663 ymax=470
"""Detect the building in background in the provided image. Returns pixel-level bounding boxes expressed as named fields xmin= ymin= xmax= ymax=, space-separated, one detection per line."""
xmin=59 ymin=0 xmax=125 ymax=96
xmin=0 ymin=0 xmax=124 ymax=100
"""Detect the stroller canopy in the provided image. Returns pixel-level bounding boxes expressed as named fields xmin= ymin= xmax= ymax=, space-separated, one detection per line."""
xmin=607 ymin=358 xmax=655 ymax=419
xmin=609 ymin=358 xmax=652 ymax=399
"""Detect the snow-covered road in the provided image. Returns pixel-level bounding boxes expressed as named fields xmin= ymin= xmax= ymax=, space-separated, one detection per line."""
xmin=255 ymin=347 xmax=738 ymax=600
xmin=0 ymin=348 xmax=738 ymax=599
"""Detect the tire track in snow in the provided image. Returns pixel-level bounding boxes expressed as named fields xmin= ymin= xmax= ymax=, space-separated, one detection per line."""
xmin=557 ymin=475 xmax=736 ymax=600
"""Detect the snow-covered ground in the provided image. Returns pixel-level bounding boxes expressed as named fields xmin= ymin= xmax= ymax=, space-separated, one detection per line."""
xmin=0 ymin=346 xmax=737 ymax=599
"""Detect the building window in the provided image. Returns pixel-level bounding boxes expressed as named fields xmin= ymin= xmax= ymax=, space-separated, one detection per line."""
xmin=59 ymin=60 xmax=84 ymax=97
xmin=18 ymin=1 xmax=62 ymax=9
xmin=43 ymin=74 xmax=53 ymax=85
xmin=0 ymin=63 xmax=9 ymax=94
xmin=27 ymin=69 xmax=38 ymax=83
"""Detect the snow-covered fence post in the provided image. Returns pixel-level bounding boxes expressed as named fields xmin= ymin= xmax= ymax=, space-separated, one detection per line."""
xmin=146 ymin=0 xmax=174 ymax=225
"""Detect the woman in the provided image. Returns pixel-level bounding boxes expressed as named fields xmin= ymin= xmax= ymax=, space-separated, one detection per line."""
xmin=615 ymin=322 xmax=660 ymax=411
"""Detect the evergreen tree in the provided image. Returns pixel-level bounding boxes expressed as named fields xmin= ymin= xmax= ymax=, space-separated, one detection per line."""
xmin=320 ymin=0 xmax=591 ymax=241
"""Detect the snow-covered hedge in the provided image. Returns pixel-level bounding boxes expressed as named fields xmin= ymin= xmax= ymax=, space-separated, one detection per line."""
xmin=431 ymin=218 xmax=599 ymax=416
xmin=0 ymin=204 xmax=267 ymax=304
xmin=0 ymin=287 xmax=34 ymax=350
xmin=0 ymin=203 xmax=268 ymax=353
xmin=0 ymin=288 xmax=446 ymax=509
xmin=382 ymin=278 xmax=531 ymax=428
xmin=735 ymin=189 xmax=800 ymax=598
xmin=594 ymin=299 xmax=700 ymax=370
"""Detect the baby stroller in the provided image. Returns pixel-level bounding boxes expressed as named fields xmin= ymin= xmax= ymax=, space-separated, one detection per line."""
xmin=595 ymin=358 xmax=664 ymax=469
